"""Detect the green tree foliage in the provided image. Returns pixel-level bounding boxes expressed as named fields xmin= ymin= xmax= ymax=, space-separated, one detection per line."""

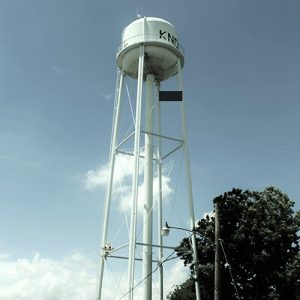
xmin=167 ymin=187 xmax=300 ymax=300
xmin=167 ymin=279 xmax=196 ymax=300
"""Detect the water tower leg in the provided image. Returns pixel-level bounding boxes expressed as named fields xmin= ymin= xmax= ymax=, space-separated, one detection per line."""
xmin=143 ymin=73 xmax=154 ymax=300
xmin=97 ymin=70 xmax=124 ymax=300
xmin=156 ymin=82 xmax=164 ymax=300
xmin=177 ymin=58 xmax=201 ymax=300
xmin=128 ymin=44 xmax=145 ymax=300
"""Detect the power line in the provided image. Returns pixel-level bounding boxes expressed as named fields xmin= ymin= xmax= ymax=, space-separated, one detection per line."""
xmin=117 ymin=248 xmax=178 ymax=299
xmin=116 ymin=228 xmax=241 ymax=299
xmin=219 ymin=239 xmax=241 ymax=300
xmin=173 ymin=224 xmax=241 ymax=299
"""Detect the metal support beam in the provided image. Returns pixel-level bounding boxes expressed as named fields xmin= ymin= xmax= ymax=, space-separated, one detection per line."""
xmin=97 ymin=70 xmax=124 ymax=300
xmin=108 ymin=255 xmax=159 ymax=263
xmin=177 ymin=58 xmax=201 ymax=300
xmin=127 ymin=44 xmax=144 ymax=300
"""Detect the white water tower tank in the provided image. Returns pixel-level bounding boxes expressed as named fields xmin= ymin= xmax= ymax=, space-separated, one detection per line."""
xmin=116 ymin=17 xmax=184 ymax=81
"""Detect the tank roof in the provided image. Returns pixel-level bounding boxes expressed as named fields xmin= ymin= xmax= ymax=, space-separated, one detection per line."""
xmin=125 ymin=16 xmax=174 ymax=28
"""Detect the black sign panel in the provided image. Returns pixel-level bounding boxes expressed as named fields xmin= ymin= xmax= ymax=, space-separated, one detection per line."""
xmin=159 ymin=91 xmax=182 ymax=101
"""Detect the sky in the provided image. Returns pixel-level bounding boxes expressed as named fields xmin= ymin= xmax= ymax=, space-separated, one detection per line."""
xmin=0 ymin=0 xmax=299 ymax=299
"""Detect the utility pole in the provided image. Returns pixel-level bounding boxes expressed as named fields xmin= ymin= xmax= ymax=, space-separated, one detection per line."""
xmin=214 ymin=198 xmax=221 ymax=300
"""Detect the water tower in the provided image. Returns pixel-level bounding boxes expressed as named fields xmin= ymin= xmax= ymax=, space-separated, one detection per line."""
xmin=97 ymin=17 xmax=200 ymax=300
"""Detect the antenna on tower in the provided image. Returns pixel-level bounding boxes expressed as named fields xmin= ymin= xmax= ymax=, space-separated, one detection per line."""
xmin=136 ymin=8 xmax=141 ymax=18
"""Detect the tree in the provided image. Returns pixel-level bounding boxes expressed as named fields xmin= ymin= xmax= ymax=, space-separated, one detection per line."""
xmin=167 ymin=279 xmax=196 ymax=300
xmin=167 ymin=187 xmax=300 ymax=300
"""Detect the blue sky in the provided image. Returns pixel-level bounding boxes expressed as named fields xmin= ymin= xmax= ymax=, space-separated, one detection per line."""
xmin=0 ymin=0 xmax=299 ymax=299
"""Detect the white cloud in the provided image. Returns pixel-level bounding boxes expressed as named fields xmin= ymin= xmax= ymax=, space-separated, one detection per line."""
xmin=0 ymin=252 xmax=97 ymax=300
xmin=0 ymin=252 xmax=188 ymax=300
xmin=0 ymin=253 xmax=11 ymax=260
xmin=118 ymin=174 xmax=173 ymax=215
xmin=160 ymin=260 xmax=189 ymax=298
xmin=85 ymin=155 xmax=173 ymax=215
xmin=85 ymin=166 xmax=108 ymax=190
xmin=85 ymin=155 xmax=138 ymax=190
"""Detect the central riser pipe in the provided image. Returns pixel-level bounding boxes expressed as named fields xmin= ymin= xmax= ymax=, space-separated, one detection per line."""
xmin=143 ymin=73 xmax=154 ymax=299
